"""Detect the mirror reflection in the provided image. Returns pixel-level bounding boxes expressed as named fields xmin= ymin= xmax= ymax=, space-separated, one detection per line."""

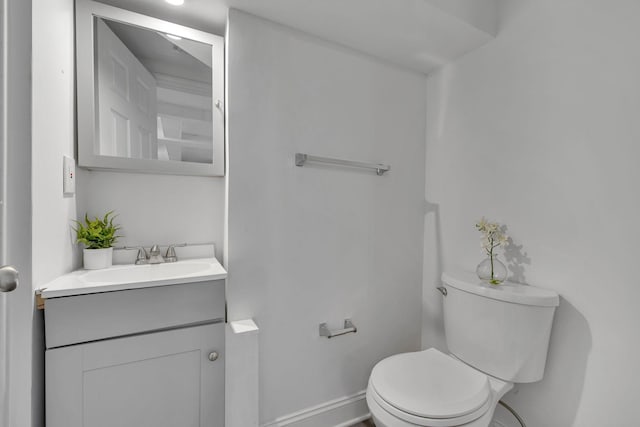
xmin=95 ymin=17 xmax=214 ymax=164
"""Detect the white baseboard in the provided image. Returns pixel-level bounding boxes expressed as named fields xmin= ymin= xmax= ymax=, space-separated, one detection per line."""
xmin=262 ymin=390 xmax=370 ymax=427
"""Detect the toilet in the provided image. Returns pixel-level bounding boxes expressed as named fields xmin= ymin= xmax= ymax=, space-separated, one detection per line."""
xmin=366 ymin=271 xmax=559 ymax=427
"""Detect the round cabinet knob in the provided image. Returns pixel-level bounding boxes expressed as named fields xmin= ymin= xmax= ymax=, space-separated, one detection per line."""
xmin=208 ymin=351 xmax=219 ymax=362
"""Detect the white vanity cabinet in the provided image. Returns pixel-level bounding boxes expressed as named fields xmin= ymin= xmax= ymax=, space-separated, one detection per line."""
xmin=43 ymin=279 xmax=225 ymax=427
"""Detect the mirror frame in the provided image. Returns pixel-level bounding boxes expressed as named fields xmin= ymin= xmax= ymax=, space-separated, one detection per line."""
xmin=75 ymin=0 xmax=225 ymax=176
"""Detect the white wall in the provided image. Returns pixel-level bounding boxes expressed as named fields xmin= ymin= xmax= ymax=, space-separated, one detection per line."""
xmin=425 ymin=0 xmax=499 ymax=35
xmin=227 ymin=10 xmax=426 ymax=424
xmin=32 ymin=0 xmax=77 ymax=286
xmin=30 ymin=0 xmax=77 ymax=426
xmin=76 ymin=170 xmax=225 ymax=262
xmin=32 ymin=0 xmax=226 ymax=273
xmin=423 ymin=0 xmax=640 ymax=425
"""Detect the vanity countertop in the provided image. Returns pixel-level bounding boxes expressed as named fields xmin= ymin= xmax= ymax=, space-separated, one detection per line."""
xmin=38 ymin=257 xmax=227 ymax=299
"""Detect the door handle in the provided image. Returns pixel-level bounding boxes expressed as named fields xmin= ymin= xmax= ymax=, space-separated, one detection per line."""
xmin=0 ymin=265 xmax=19 ymax=292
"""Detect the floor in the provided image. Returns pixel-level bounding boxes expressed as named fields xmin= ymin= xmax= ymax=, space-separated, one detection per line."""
xmin=350 ymin=420 xmax=375 ymax=427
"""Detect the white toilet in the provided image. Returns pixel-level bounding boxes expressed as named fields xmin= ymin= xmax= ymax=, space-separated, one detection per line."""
xmin=366 ymin=271 xmax=559 ymax=427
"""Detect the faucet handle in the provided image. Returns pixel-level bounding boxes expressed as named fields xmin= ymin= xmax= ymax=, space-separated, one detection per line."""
xmin=123 ymin=246 xmax=149 ymax=265
xmin=165 ymin=245 xmax=178 ymax=263
xmin=135 ymin=247 xmax=148 ymax=265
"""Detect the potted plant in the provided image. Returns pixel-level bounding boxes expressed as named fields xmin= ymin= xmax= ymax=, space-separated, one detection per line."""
xmin=73 ymin=211 xmax=121 ymax=270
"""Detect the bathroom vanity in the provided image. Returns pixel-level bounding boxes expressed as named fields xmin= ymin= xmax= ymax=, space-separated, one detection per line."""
xmin=39 ymin=258 xmax=227 ymax=427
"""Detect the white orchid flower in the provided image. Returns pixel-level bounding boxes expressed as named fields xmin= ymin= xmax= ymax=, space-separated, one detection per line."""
xmin=476 ymin=217 xmax=509 ymax=256
xmin=476 ymin=217 xmax=489 ymax=231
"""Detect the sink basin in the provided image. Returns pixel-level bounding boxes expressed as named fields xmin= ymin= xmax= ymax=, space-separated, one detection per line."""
xmin=38 ymin=258 xmax=228 ymax=299
xmin=81 ymin=261 xmax=212 ymax=285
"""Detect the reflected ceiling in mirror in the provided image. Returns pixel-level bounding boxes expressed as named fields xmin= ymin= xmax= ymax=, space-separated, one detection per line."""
xmin=76 ymin=0 xmax=224 ymax=176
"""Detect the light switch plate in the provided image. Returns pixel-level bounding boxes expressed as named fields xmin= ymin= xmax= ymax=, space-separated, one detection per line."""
xmin=63 ymin=155 xmax=75 ymax=195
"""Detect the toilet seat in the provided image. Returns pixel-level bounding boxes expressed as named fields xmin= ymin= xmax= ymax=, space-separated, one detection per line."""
xmin=368 ymin=348 xmax=492 ymax=426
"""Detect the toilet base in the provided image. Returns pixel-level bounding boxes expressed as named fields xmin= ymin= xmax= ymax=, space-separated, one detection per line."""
xmin=366 ymin=376 xmax=512 ymax=427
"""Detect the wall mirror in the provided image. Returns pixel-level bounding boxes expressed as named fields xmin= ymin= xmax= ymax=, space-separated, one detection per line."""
xmin=76 ymin=0 xmax=224 ymax=176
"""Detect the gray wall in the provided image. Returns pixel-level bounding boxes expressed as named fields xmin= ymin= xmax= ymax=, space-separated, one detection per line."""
xmin=226 ymin=10 xmax=427 ymax=424
xmin=423 ymin=0 xmax=639 ymax=425
xmin=76 ymin=170 xmax=225 ymax=262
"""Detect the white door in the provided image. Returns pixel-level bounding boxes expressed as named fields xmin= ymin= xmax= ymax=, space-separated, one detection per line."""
xmin=0 ymin=4 xmax=7 ymax=423
xmin=1 ymin=0 xmax=31 ymax=426
xmin=0 ymin=274 xmax=19 ymax=427
xmin=96 ymin=19 xmax=157 ymax=159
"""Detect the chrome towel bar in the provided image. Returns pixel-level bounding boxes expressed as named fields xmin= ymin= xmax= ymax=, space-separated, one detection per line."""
xmin=295 ymin=153 xmax=390 ymax=176
xmin=319 ymin=319 xmax=357 ymax=338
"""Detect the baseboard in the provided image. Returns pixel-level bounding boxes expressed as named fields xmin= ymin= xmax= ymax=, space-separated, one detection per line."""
xmin=262 ymin=390 xmax=370 ymax=427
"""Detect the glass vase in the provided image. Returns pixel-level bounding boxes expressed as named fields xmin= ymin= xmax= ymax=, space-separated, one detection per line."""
xmin=476 ymin=254 xmax=507 ymax=285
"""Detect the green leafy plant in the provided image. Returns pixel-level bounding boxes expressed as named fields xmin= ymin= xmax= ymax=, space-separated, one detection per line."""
xmin=73 ymin=211 xmax=121 ymax=249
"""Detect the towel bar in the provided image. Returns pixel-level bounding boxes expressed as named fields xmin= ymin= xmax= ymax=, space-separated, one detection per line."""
xmin=296 ymin=153 xmax=390 ymax=176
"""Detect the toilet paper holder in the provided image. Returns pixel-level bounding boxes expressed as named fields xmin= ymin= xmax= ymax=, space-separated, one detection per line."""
xmin=319 ymin=319 xmax=357 ymax=338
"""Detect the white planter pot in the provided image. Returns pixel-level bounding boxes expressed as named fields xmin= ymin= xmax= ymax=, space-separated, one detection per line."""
xmin=83 ymin=247 xmax=113 ymax=270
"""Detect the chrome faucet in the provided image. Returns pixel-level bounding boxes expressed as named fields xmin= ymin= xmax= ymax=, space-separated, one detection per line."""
xmin=148 ymin=244 xmax=164 ymax=264
xmin=130 ymin=245 xmax=163 ymax=264
xmin=125 ymin=243 xmax=182 ymax=264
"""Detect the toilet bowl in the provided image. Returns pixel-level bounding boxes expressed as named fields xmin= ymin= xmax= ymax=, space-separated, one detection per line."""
xmin=365 ymin=271 xmax=559 ymax=427
xmin=366 ymin=348 xmax=512 ymax=427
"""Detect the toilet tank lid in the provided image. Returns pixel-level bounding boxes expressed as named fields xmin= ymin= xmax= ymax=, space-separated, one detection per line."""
xmin=441 ymin=271 xmax=559 ymax=307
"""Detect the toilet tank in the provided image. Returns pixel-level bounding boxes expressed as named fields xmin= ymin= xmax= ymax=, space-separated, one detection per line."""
xmin=441 ymin=271 xmax=559 ymax=383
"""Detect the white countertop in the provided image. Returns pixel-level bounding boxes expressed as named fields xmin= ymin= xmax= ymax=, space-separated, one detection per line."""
xmin=38 ymin=257 xmax=227 ymax=299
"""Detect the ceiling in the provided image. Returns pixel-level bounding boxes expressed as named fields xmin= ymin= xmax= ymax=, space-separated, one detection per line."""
xmin=104 ymin=19 xmax=212 ymax=83
xmin=95 ymin=0 xmax=498 ymax=74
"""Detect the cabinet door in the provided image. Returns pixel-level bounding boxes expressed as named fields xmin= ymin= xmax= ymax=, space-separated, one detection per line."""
xmin=46 ymin=323 xmax=224 ymax=427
